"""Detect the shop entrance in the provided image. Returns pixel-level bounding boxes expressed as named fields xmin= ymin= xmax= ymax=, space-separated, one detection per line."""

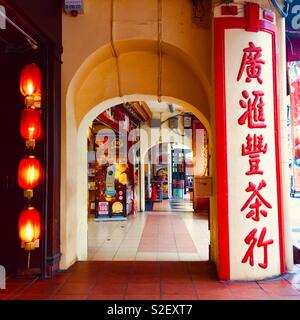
xmin=85 ymin=101 xmax=211 ymax=262
xmin=144 ymin=142 xmax=195 ymax=213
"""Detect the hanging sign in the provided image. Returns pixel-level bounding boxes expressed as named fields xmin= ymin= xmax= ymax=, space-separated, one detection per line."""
xmin=184 ymin=114 xmax=192 ymax=128
xmin=214 ymin=3 xmax=284 ymax=280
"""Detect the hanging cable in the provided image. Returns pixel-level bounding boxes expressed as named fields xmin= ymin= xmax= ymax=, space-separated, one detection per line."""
xmin=271 ymin=0 xmax=293 ymax=18
xmin=157 ymin=0 xmax=163 ymax=103
xmin=110 ymin=0 xmax=122 ymax=99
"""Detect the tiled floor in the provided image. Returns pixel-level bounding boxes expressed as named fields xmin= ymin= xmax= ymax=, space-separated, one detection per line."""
xmin=153 ymin=198 xmax=194 ymax=212
xmin=2 ymin=262 xmax=300 ymax=300
xmin=88 ymin=200 xmax=210 ymax=261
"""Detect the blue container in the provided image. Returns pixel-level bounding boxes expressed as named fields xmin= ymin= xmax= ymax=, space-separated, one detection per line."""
xmin=172 ymin=180 xmax=184 ymax=199
xmin=173 ymin=187 xmax=184 ymax=199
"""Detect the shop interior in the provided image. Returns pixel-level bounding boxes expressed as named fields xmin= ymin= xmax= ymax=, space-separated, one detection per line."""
xmin=144 ymin=142 xmax=194 ymax=212
xmin=86 ymin=101 xmax=211 ymax=262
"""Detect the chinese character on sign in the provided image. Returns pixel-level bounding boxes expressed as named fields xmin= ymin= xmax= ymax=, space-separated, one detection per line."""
xmin=237 ymin=42 xmax=265 ymax=84
xmin=241 ymin=180 xmax=272 ymax=221
xmin=242 ymin=227 xmax=274 ymax=269
xmin=238 ymin=90 xmax=266 ymax=129
xmin=242 ymin=134 xmax=268 ymax=175
xmin=246 ymin=158 xmax=263 ymax=176
xmin=242 ymin=134 xmax=268 ymax=156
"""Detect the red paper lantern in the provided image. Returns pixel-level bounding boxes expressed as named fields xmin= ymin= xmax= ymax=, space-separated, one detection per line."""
xmin=18 ymin=207 xmax=41 ymax=243
xmin=20 ymin=108 xmax=42 ymax=140
xmin=113 ymin=107 xmax=125 ymax=121
xmin=18 ymin=156 xmax=41 ymax=190
xmin=20 ymin=64 xmax=41 ymax=97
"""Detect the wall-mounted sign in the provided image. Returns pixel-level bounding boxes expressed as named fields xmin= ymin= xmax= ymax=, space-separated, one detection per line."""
xmin=64 ymin=0 xmax=84 ymax=14
xmin=184 ymin=114 xmax=192 ymax=128
xmin=214 ymin=3 xmax=284 ymax=280
xmin=169 ymin=117 xmax=178 ymax=129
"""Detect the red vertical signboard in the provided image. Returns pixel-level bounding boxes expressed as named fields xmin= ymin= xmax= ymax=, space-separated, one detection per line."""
xmin=214 ymin=3 xmax=285 ymax=280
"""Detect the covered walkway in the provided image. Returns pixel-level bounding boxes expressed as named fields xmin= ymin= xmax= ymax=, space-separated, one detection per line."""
xmin=1 ymin=262 xmax=300 ymax=300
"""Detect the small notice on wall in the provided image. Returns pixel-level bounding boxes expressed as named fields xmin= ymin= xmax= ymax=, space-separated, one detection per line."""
xmin=64 ymin=0 xmax=84 ymax=14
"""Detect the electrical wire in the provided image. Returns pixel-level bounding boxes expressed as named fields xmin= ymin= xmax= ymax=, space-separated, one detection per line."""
xmin=157 ymin=0 xmax=163 ymax=103
xmin=270 ymin=0 xmax=292 ymax=17
xmin=0 ymin=9 xmax=39 ymax=49
xmin=286 ymin=35 xmax=294 ymax=58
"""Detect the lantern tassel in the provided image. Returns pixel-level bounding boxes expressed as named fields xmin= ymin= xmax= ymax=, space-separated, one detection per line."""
xmin=27 ymin=251 xmax=31 ymax=270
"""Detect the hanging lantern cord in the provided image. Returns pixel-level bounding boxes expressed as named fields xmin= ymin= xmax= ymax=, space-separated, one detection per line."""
xmin=27 ymin=250 xmax=31 ymax=270
xmin=28 ymin=146 xmax=33 ymax=156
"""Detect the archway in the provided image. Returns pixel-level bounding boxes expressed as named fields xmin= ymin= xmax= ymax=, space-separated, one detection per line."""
xmin=140 ymin=119 xmax=209 ymax=214
xmin=61 ymin=39 xmax=216 ymax=270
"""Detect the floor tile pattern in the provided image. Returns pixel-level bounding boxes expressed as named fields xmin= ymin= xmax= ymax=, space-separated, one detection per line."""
xmin=138 ymin=215 xmax=198 ymax=254
xmin=2 ymin=262 xmax=300 ymax=300
xmin=88 ymin=204 xmax=210 ymax=261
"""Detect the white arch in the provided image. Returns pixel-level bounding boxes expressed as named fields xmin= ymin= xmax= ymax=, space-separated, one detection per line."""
xmin=73 ymin=95 xmax=212 ymax=263
xmin=141 ymin=141 xmax=195 ymax=204
xmin=61 ymin=40 xmax=213 ymax=269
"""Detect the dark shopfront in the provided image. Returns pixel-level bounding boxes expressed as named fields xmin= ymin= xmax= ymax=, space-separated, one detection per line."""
xmin=0 ymin=0 xmax=62 ymax=278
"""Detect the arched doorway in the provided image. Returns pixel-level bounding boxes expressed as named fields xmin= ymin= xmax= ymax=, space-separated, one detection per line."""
xmin=84 ymin=102 xmax=211 ymax=262
xmin=143 ymin=142 xmax=195 ymax=213
xmin=61 ymin=39 xmax=217 ymax=272
xmin=142 ymin=133 xmax=209 ymax=214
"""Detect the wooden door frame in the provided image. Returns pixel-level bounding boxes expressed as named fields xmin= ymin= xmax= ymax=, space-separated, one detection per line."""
xmin=0 ymin=0 xmax=62 ymax=278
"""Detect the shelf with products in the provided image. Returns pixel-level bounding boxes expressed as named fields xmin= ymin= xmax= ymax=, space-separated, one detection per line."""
xmin=95 ymin=161 xmax=128 ymax=219
xmin=87 ymin=149 xmax=97 ymax=217
xmin=88 ymin=105 xmax=142 ymax=221
xmin=171 ymin=148 xmax=187 ymax=198
xmin=93 ymin=126 xmax=133 ymax=220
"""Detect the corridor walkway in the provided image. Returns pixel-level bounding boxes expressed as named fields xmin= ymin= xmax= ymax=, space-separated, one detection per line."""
xmin=88 ymin=209 xmax=210 ymax=261
xmin=1 ymin=262 xmax=300 ymax=300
